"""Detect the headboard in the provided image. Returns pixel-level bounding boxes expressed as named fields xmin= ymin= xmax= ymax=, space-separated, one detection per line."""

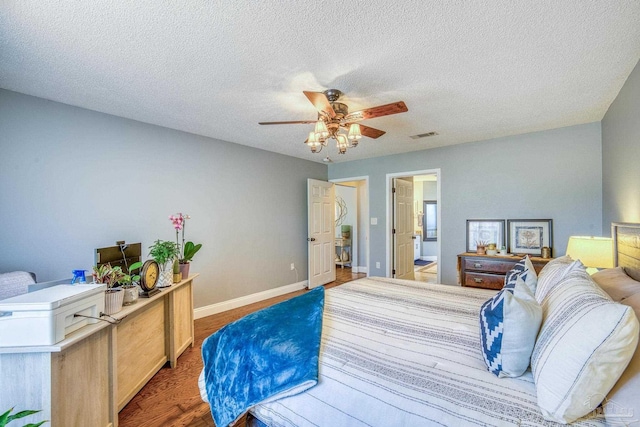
xmin=612 ymin=222 xmax=640 ymax=282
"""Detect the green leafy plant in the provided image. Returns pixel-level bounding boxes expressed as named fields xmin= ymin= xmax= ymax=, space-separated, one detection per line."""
xmin=149 ymin=240 xmax=179 ymax=265
xmin=92 ymin=263 xmax=127 ymax=289
xmin=181 ymin=241 xmax=202 ymax=263
xmin=0 ymin=407 xmax=47 ymax=427
xmin=120 ymin=261 xmax=143 ymax=288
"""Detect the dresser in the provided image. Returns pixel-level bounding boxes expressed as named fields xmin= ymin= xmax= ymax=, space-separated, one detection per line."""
xmin=457 ymin=253 xmax=551 ymax=290
xmin=0 ymin=275 xmax=196 ymax=427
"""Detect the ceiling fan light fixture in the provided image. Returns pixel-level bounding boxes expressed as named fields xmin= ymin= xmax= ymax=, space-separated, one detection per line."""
xmin=314 ymin=120 xmax=329 ymax=140
xmin=307 ymin=131 xmax=322 ymax=153
xmin=348 ymin=123 xmax=362 ymax=142
xmin=336 ymin=134 xmax=348 ymax=154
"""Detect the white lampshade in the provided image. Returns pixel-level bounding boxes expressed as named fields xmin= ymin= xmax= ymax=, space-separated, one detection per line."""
xmin=336 ymin=134 xmax=348 ymax=154
xmin=348 ymin=123 xmax=362 ymax=141
xmin=565 ymin=236 xmax=614 ymax=272
xmin=307 ymin=131 xmax=320 ymax=153
xmin=314 ymin=120 xmax=329 ymax=140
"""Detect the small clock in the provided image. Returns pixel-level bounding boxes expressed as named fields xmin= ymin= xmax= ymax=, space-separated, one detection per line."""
xmin=139 ymin=260 xmax=161 ymax=297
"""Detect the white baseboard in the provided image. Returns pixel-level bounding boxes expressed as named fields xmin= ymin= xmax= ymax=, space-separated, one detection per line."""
xmin=352 ymin=266 xmax=368 ymax=274
xmin=421 ymin=256 xmax=437 ymax=262
xmin=194 ymin=280 xmax=308 ymax=320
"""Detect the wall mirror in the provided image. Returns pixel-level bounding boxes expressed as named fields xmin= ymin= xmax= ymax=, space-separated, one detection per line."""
xmin=422 ymin=201 xmax=437 ymax=241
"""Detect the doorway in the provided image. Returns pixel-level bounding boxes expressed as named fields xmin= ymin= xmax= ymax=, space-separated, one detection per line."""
xmin=330 ymin=176 xmax=370 ymax=276
xmin=386 ymin=169 xmax=441 ymax=283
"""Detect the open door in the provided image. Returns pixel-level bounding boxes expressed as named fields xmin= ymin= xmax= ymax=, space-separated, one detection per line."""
xmin=393 ymin=178 xmax=415 ymax=280
xmin=307 ymin=179 xmax=336 ymax=288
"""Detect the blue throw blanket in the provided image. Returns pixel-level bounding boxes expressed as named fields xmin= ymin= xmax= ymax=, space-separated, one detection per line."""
xmin=202 ymin=287 xmax=325 ymax=427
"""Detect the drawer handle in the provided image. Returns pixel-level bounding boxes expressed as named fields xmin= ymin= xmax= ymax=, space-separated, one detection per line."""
xmin=474 ymin=278 xmax=483 ymax=283
xmin=474 ymin=263 xmax=483 ymax=268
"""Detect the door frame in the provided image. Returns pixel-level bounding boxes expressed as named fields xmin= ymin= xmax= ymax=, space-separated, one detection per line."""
xmin=386 ymin=169 xmax=441 ymax=282
xmin=330 ymin=176 xmax=370 ymax=276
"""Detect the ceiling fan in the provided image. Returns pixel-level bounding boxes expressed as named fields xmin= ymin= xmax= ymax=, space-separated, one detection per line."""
xmin=259 ymin=89 xmax=408 ymax=154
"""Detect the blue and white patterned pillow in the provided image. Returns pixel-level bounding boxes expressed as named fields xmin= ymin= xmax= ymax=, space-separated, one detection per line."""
xmin=480 ymin=276 xmax=542 ymax=378
xmin=504 ymin=255 xmax=537 ymax=294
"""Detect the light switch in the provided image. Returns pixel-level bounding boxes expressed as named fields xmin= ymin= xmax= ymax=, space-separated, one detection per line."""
xmin=371 ymin=217 xmax=378 ymax=225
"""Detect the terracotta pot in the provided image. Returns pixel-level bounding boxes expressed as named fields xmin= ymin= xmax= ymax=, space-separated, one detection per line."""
xmin=179 ymin=262 xmax=190 ymax=280
xmin=104 ymin=289 xmax=124 ymax=315
xmin=476 ymin=246 xmax=486 ymax=255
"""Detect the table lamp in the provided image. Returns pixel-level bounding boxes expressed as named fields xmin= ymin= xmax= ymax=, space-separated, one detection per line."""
xmin=565 ymin=236 xmax=614 ymax=274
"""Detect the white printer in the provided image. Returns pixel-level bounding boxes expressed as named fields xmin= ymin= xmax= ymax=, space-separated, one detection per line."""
xmin=0 ymin=284 xmax=106 ymax=347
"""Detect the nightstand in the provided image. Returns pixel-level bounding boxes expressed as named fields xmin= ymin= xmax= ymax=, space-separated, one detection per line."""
xmin=457 ymin=252 xmax=551 ymax=290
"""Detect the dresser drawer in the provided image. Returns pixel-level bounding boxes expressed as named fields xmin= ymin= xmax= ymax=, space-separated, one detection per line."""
xmin=463 ymin=258 xmax=513 ymax=274
xmin=463 ymin=272 xmax=504 ymax=290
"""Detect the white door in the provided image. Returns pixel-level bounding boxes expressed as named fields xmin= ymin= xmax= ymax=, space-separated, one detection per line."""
xmin=308 ymin=179 xmax=336 ymax=289
xmin=393 ymin=178 xmax=415 ymax=280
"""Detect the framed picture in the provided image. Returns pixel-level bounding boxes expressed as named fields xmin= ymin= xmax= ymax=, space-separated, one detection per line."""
xmin=466 ymin=220 xmax=506 ymax=252
xmin=507 ymin=219 xmax=553 ymax=256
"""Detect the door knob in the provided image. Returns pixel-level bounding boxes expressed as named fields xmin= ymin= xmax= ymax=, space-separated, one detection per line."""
xmin=307 ymin=237 xmax=316 ymax=241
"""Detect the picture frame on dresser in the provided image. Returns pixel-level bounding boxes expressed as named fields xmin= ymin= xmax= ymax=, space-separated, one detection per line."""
xmin=466 ymin=219 xmax=505 ymax=252
xmin=507 ymin=219 xmax=552 ymax=256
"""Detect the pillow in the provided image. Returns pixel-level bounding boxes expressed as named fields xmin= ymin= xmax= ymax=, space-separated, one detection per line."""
xmin=592 ymin=267 xmax=640 ymax=302
xmin=534 ymin=256 xmax=581 ymax=303
xmin=504 ymin=255 xmax=537 ymax=294
xmin=604 ymin=292 xmax=640 ymax=425
xmin=479 ymin=276 xmax=542 ymax=378
xmin=531 ymin=268 xmax=639 ymax=424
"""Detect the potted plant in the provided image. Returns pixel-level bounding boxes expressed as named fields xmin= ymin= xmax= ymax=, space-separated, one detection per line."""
xmin=92 ymin=263 xmax=127 ymax=315
xmin=476 ymin=240 xmax=488 ymax=255
xmin=120 ymin=261 xmax=142 ymax=305
xmin=149 ymin=240 xmax=179 ymax=288
xmin=169 ymin=213 xmax=202 ymax=280
xmin=0 ymin=407 xmax=46 ymax=427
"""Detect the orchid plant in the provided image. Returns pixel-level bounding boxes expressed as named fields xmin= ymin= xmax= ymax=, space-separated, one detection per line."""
xmin=169 ymin=212 xmax=202 ymax=264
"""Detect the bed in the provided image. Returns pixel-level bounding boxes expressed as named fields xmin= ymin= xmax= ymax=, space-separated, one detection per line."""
xmin=201 ymin=222 xmax=640 ymax=427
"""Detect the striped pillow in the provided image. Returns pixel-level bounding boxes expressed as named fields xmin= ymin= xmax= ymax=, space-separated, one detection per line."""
xmin=534 ymin=256 xmax=580 ymax=303
xmin=480 ymin=276 xmax=542 ymax=378
xmin=531 ymin=268 xmax=639 ymax=423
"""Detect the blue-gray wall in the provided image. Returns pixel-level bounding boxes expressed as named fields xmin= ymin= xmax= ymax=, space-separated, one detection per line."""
xmin=329 ymin=123 xmax=603 ymax=284
xmin=0 ymin=89 xmax=327 ymax=307
xmin=602 ymin=59 xmax=640 ymax=230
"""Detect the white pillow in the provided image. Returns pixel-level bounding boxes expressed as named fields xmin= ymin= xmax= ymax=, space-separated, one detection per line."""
xmin=534 ymin=256 xmax=580 ymax=303
xmin=504 ymin=255 xmax=537 ymax=294
xmin=531 ymin=268 xmax=639 ymax=424
xmin=479 ymin=276 xmax=542 ymax=378
xmin=604 ymin=292 xmax=640 ymax=425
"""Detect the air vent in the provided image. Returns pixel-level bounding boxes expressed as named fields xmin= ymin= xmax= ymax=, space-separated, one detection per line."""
xmin=410 ymin=131 xmax=439 ymax=140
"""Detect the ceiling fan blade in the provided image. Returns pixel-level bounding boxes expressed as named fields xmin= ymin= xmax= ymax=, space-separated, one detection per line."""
xmin=303 ymin=91 xmax=336 ymax=119
xmin=344 ymin=101 xmax=408 ymax=122
xmin=258 ymin=120 xmax=317 ymax=125
xmin=358 ymin=124 xmax=386 ymax=139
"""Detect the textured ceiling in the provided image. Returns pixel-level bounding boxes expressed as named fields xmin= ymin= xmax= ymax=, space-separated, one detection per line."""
xmin=1 ymin=1 xmax=639 ymax=163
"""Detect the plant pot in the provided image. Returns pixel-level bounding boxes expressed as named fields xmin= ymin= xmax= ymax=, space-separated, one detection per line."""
xmin=173 ymin=272 xmax=182 ymax=283
xmin=476 ymin=246 xmax=486 ymax=255
xmin=104 ymin=289 xmax=125 ymax=315
xmin=179 ymin=262 xmax=190 ymax=281
xmin=157 ymin=260 xmax=173 ymax=288
xmin=122 ymin=286 xmax=139 ymax=306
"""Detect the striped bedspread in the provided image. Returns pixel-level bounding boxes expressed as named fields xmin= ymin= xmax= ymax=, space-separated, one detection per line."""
xmin=250 ymin=277 xmax=606 ymax=427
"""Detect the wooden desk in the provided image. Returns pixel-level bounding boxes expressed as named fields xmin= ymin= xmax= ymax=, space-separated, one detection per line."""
xmin=0 ymin=275 xmax=197 ymax=427
xmin=457 ymin=253 xmax=550 ymax=290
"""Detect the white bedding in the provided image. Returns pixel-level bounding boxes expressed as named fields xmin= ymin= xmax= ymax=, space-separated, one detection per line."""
xmin=205 ymin=277 xmax=608 ymax=426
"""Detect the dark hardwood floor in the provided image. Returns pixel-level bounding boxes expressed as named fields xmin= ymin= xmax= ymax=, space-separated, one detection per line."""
xmin=118 ymin=268 xmax=366 ymax=427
